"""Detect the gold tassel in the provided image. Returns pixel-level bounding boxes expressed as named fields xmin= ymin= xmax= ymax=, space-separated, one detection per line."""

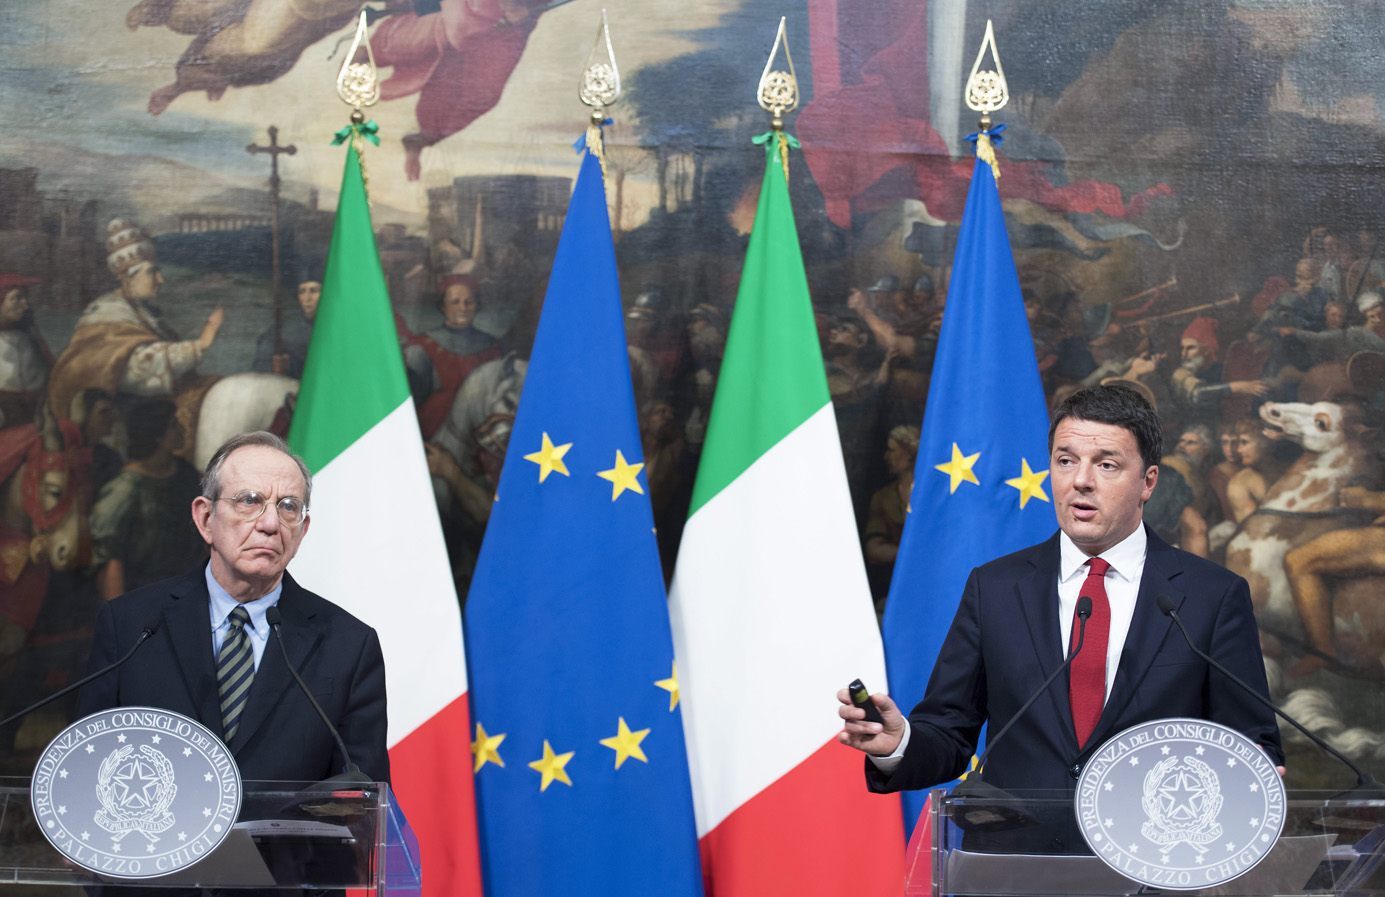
xmin=586 ymin=121 xmax=608 ymax=183
xmin=975 ymin=132 xmax=1001 ymax=181
xmin=353 ymin=129 xmax=373 ymax=205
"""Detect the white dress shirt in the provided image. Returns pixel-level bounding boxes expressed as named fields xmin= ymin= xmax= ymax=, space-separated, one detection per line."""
xmin=870 ymin=525 xmax=1149 ymax=771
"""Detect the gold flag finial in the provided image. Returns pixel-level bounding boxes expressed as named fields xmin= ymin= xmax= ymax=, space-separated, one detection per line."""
xmin=579 ymin=9 xmax=620 ymax=179
xmin=964 ymin=19 xmax=1008 ymax=180
xmin=758 ymin=17 xmax=799 ymax=121
xmin=333 ymin=10 xmax=381 ymax=198
xmin=336 ymin=11 xmax=380 ymax=113
xmin=757 ymin=17 xmax=799 ymax=180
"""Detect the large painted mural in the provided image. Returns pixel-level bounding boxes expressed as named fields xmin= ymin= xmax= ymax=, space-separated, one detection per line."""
xmin=2 ymin=0 xmax=1384 ymax=787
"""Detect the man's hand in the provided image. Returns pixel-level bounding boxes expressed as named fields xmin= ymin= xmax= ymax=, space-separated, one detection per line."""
xmin=1230 ymin=379 xmax=1270 ymax=397
xmin=1126 ymin=352 xmax=1166 ymax=379
xmin=847 ymin=288 xmax=868 ymax=314
xmin=837 ymin=687 xmax=908 ymax=757
xmin=199 ymin=307 xmax=225 ymax=350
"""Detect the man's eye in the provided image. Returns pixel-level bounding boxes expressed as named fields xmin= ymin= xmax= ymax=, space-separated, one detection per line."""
xmin=236 ymin=493 xmax=263 ymax=506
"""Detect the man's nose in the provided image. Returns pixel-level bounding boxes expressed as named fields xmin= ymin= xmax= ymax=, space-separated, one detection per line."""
xmin=1072 ymin=462 xmax=1096 ymax=489
xmin=255 ymin=506 xmax=281 ymax=532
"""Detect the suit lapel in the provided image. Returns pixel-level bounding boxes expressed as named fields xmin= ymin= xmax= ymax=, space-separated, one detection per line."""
xmin=165 ymin=570 xmax=223 ymax=736
xmin=229 ymin=574 xmax=323 ymax=753
xmin=1013 ymin=533 xmax=1078 ymax=748
xmin=1089 ymin=527 xmax=1183 ymax=749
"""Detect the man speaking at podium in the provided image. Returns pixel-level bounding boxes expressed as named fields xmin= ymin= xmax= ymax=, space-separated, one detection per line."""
xmin=79 ymin=431 xmax=390 ymax=784
xmin=838 ymin=385 xmax=1282 ymax=815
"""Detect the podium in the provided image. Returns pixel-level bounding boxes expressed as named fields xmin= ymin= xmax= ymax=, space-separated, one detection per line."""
xmin=910 ymin=788 xmax=1385 ymax=896
xmin=0 ymin=776 xmax=421 ymax=892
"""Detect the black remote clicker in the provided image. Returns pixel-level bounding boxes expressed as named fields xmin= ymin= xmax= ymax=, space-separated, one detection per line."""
xmin=848 ymin=678 xmax=884 ymax=725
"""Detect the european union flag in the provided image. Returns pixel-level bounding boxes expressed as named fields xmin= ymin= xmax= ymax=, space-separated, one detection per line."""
xmin=464 ymin=149 xmax=704 ymax=896
xmin=881 ymin=152 xmax=1057 ymax=835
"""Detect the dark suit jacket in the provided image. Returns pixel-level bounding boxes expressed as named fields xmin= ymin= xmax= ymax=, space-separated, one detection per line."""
xmin=77 ymin=564 xmax=390 ymax=785
xmin=868 ymin=527 xmax=1283 ymax=801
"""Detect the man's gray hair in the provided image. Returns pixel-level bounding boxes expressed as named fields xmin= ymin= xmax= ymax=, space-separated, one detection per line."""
xmin=1181 ymin=424 xmax=1214 ymax=447
xmin=201 ymin=431 xmax=313 ymax=507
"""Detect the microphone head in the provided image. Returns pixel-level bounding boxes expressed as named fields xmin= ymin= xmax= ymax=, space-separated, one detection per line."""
xmin=265 ymin=605 xmax=283 ymax=627
xmin=1157 ymin=594 xmax=1177 ymax=616
xmin=141 ymin=610 xmax=164 ymax=637
xmin=1077 ymin=596 xmax=1093 ymax=619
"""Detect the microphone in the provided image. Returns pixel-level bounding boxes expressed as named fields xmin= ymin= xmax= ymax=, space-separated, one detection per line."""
xmin=0 ymin=611 xmax=163 ymax=732
xmin=1156 ymin=594 xmax=1385 ymax=797
xmin=950 ymin=596 xmax=1093 ymax=815
xmin=265 ymin=606 xmax=374 ymax=790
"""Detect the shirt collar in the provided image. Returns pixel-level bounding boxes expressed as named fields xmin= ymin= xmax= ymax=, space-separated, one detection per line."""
xmin=205 ymin=564 xmax=284 ymax=634
xmin=1058 ymin=524 xmax=1148 ymax=584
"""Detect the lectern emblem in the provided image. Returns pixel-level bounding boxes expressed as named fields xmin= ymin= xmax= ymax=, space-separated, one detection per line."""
xmin=1139 ymin=755 xmax=1223 ymax=853
xmin=31 ymin=707 xmax=241 ymax=880
xmin=1075 ymin=718 xmax=1285 ymax=890
xmin=94 ymin=743 xmax=178 ymax=839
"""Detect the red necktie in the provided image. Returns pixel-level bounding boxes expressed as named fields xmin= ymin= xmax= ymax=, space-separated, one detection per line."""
xmin=1069 ymin=557 xmax=1111 ymax=748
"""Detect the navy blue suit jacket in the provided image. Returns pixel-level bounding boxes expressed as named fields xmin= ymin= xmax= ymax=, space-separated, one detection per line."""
xmin=868 ymin=528 xmax=1282 ymax=798
xmin=78 ymin=565 xmax=390 ymax=784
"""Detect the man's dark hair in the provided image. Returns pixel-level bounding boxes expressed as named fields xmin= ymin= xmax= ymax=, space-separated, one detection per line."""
xmin=1048 ymin=383 xmax=1163 ymax=472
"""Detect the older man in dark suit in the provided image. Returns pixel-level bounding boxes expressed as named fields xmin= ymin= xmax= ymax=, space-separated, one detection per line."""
xmin=838 ymin=384 xmax=1281 ymax=808
xmin=79 ymin=431 xmax=388 ymax=784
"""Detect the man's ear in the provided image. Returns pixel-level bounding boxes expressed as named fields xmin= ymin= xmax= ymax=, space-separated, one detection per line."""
xmin=191 ymin=496 xmax=214 ymax=545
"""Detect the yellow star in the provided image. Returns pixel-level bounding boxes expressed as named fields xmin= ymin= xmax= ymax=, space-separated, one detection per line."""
xmin=934 ymin=443 xmax=981 ymax=494
xmin=596 ymin=449 xmax=645 ymax=501
xmin=598 ymin=717 xmax=651 ymax=769
xmin=527 ymin=740 xmax=575 ymax=791
xmin=523 ymin=432 xmax=572 ymax=483
xmin=655 ymin=663 xmax=680 ymax=710
xmin=471 ymin=723 xmax=506 ymax=773
xmin=1004 ymin=458 xmax=1051 ymax=509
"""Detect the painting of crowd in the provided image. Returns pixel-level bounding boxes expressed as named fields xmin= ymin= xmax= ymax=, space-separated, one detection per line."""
xmin=6 ymin=0 xmax=1385 ymax=785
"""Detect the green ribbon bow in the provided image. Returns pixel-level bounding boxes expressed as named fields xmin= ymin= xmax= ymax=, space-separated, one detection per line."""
xmin=331 ymin=119 xmax=381 ymax=147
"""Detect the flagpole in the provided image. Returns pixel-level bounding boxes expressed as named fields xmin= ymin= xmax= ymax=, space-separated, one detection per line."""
xmin=665 ymin=19 xmax=905 ymax=897
xmin=880 ymin=21 xmax=1057 ymax=843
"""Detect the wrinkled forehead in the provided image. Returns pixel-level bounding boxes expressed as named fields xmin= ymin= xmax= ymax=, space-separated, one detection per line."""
xmin=220 ymin=446 xmax=307 ymax=497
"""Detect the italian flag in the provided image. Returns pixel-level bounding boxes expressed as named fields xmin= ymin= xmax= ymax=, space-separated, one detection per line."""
xmin=666 ymin=136 xmax=904 ymax=895
xmin=287 ymin=141 xmax=481 ymax=897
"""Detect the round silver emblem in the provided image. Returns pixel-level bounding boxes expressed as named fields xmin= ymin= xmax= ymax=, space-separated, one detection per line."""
xmin=1075 ymin=718 xmax=1285 ymax=890
xmin=31 ymin=707 xmax=242 ymax=880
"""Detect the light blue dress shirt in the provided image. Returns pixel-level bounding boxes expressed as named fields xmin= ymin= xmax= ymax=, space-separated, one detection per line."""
xmin=206 ymin=565 xmax=284 ymax=672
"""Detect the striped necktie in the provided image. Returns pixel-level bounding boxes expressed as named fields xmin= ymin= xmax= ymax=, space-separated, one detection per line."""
xmin=217 ymin=606 xmax=254 ymax=742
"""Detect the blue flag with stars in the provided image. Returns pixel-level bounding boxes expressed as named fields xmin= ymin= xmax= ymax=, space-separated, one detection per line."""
xmin=464 ymin=148 xmax=704 ymax=897
xmin=881 ymin=154 xmax=1056 ymax=835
